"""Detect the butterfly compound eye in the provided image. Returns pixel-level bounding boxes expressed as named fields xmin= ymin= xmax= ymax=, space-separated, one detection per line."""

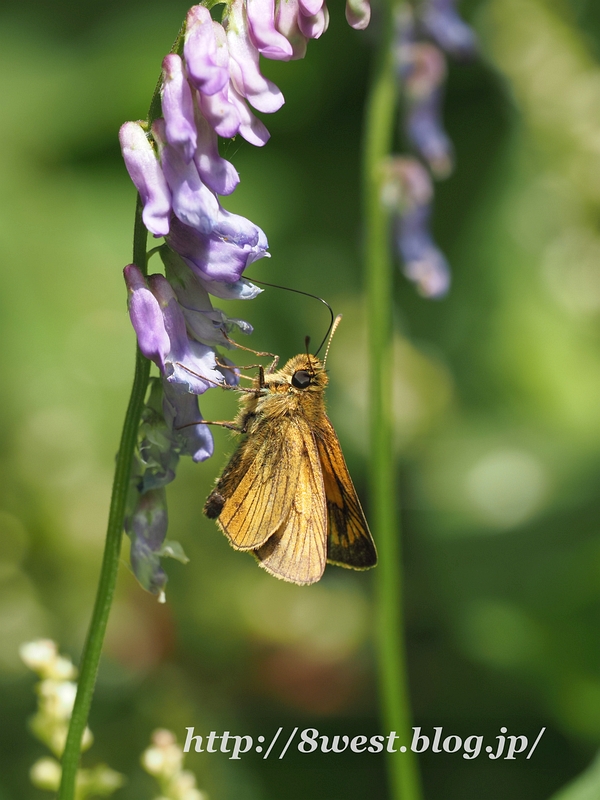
xmin=291 ymin=370 xmax=311 ymax=389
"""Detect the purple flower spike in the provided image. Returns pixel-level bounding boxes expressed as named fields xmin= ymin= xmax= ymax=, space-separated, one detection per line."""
xmin=153 ymin=119 xmax=219 ymax=235
xmin=298 ymin=5 xmax=330 ymax=40
xmin=246 ymin=0 xmax=294 ymax=60
xmin=275 ymin=0 xmax=308 ymax=60
xmin=124 ymin=264 xmax=171 ymax=370
xmin=119 ymin=122 xmax=172 ymax=237
xmin=345 ymin=0 xmax=370 ymax=30
xmin=397 ymin=205 xmax=450 ymax=298
xmin=148 ymin=273 xmax=224 ymax=394
xmin=227 ymin=0 xmax=285 ymax=114
xmin=184 ymin=6 xmax=229 ymax=96
xmin=193 ymin=112 xmax=240 ymax=196
xmin=161 ymin=54 xmax=197 ymax=163
xmin=421 ymin=0 xmax=477 ymax=60
xmin=126 ymin=487 xmax=169 ymax=597
xmin=406 ymin=90 xmax=453 ymax=178
xmin=162 ymin=380 xmax=214 ymax=462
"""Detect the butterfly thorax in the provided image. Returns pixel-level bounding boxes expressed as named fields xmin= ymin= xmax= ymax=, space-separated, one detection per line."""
xmin=235 ymin=353 xmax=328 ymax=433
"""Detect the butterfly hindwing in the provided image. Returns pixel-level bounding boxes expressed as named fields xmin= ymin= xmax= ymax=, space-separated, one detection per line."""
xmin=315 ymin=416 xmax=377 ymax=570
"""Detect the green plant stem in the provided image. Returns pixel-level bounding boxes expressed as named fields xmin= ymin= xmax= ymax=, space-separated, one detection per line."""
xmin=364 ymin=6 xmax=423 ymax=800
xmin=57 ymin=197 xmax=150 ymax=800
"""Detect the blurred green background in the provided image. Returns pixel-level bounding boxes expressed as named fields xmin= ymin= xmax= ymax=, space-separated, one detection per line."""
xmin=3 ymin=0 xmax=600 ymax=797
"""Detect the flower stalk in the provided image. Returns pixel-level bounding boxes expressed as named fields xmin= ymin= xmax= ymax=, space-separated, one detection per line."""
xmin=364 ymin=3 xmax=422 ymax=800
xmin=58 ymin=198 xmax=151 ymax=800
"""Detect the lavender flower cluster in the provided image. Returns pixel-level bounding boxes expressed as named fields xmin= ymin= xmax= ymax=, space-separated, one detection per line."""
xmin=119 ymin=1 xmax=371 ymax=596
xmin=390 ymin=0 xmax=476 ymax=298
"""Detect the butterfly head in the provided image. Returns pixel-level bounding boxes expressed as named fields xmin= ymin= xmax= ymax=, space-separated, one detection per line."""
xmin=276 ymin=353 xmax=328 ymax=394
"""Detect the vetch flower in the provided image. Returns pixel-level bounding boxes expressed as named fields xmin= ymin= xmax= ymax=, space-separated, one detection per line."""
xmin=125 ymin=265 xmax=226 ymax=394
xmin=346 ymin=0 xmax=371 ymax=31
xmin=126 ymin=487 xmax=170 ymax=598
xmin=162 ymin=381 xmax=214 ymax=463
xmin=382 ymin=156 xmax=449 ymax=298
xmin=193 ymin=110 xmax=240 ymax=195
xmin=246 ymin=0 xmax=294 ymax=60
xmin=406 ymin=88 xmax=453 ymax=178
xmin=396 ymin=204 xmax=450 ymax=298
xmin=184 ymin=6 xmax=230 ymax=96
xmin=226 ymin=0 xmax=285 ymax=114
xmin=275 ymin=0 xmax=308 ymax=59
xmin=298 ymin=4 xmax=330 ymax=40
xmin=153 ymin=119 xmax=220 ymax=235
xmin=162 ymin=245 xmax=253 ymax=348
xmin=421 ymin=0 xmax=477 ymax=59
xmin=161 ymin=55 xmax=198 ymax=163
xmin=119 ymin=122 xmax=171 ymax=236
xmin=167 ymin=213 xmax=269 ymax=285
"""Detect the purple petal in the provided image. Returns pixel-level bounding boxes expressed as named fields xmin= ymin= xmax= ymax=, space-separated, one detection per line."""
xmin=298 ymin=5 xmax=329 ymax=39
xmin=402 ymin=43 xmax=446 ymax=98
xmin=345 ymin=0 xmax=370 ymax=30
xmin=299 ymin=0 xmax=323 ymax=16
xmin=119 ymin=122 xmax=172 ymax=237
xmin=406 ymin=90 xmax=453 ymax=178
xmin=153 ymin=119 xmax=220 ymax=234
xmin=199 ymin=85 xmax=242 ymax=139
xmin=228 ymin=85 xmax=270 ymax=146
xmin=226 ymin=0 xmax=285 ymax=113
xmin=184 ymin=6 xmax=229 ymax=96
xmin=169 ymin=339 xmax=224 ymax=395
xmin=149 ymin=274 xmax=224 ymax=393
xmin=275 ymin=0 xmax=308 ymax=60
xmin=167 ymin=213 xmax=269 ymax=283
xmin=421 ymin=0 xmax=477 ymax=59
xmin=397 ymin=206 xmax=450 ymax=298
xmin=217 ymin=355 xmax=241 ymax=387
xmin=193 ymin=111 xmax=240 ymax=196
xmin=161 ymin=246 xmax=231 ymax=347
xmin=246 ymin=0 xmax=294 ymax=60
xmin=196 ymin=274 xmax=264 ymax=300
xmin=161 ymin=54 xmax=198 ymax=163
xmin=124 ymin=264 xmax=170 ymax=370
xmin=162 ymin=380 xmax=215 ymax=462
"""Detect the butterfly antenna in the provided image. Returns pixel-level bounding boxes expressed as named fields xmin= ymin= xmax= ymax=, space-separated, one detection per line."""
xmin=322 ymin=314 xmax=343 ymax=369
xmin=250 ymin=278 xmax=335 ymax=357
xmin=304 ymin=335 xmax=316 ymax=376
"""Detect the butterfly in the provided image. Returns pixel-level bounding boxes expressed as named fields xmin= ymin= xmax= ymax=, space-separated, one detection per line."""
xmin=204 ymin=342 xmax=377 ymax=585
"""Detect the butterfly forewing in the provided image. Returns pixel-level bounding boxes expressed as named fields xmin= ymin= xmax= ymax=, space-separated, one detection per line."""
xmin=206 ymin=420 xmax=304 ymax=551
xmin=316 ymin=416 xmax=378 ymax=569
xmin=254 ymin=423 xmax=327 ymax=585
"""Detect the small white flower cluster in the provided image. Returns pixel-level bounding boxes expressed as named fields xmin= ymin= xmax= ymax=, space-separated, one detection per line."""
xmin=20 ymin=639 xmax=124 ymax=799
xmin=142 ymin=729 xmax=208 ymax=800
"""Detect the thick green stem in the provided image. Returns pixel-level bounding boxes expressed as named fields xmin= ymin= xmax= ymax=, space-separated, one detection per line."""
xmin=57 ymin=200 xmax=150 ymax=800
xmin=364 ymin=6 xmax=423 ymax=800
